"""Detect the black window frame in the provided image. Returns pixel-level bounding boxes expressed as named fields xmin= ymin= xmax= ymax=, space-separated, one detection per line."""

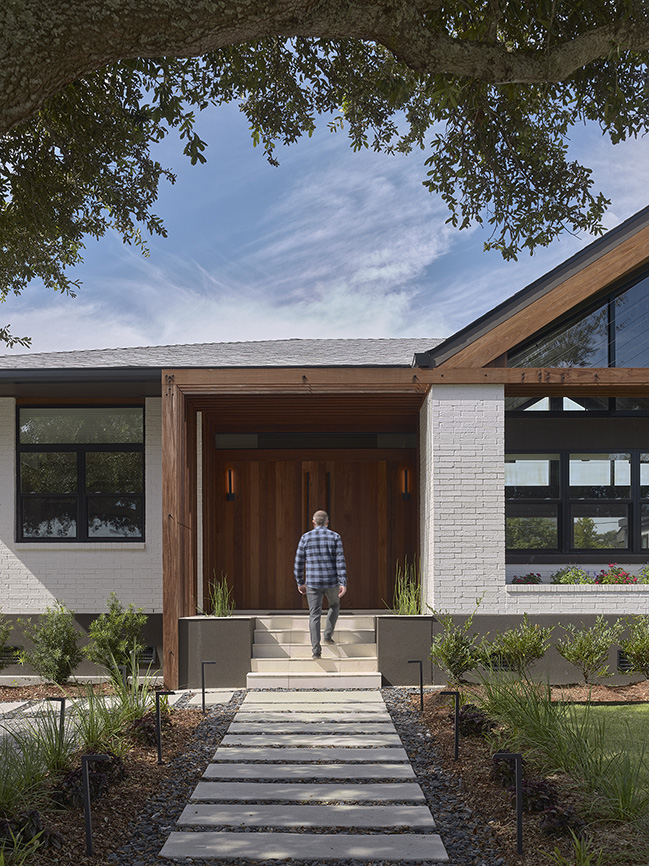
xmin=506 ymin=450 xmax=649 ymax=556
xmin=16 ymin=405 xmax=145 ymax=543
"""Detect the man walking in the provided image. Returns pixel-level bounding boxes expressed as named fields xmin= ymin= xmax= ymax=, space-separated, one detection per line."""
xmin=294 ymin=510 xmax=347 ymax=658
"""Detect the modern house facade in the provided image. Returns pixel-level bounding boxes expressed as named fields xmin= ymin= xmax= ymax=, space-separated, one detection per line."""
xmin=2 ymin=207 xmax=649 ymax=687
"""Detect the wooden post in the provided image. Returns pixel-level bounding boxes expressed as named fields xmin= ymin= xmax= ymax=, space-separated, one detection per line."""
xmin=162 ymin=373 xmax=197 ymax=690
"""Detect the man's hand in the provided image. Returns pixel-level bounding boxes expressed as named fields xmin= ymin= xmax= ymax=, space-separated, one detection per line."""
xmin=297 ymin=584 xmax=307 ymax=595
xmin=338 ymin=585 xmax=347 ymax=598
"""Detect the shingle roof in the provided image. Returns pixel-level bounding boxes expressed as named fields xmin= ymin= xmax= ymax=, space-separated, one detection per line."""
xmin=0 ymin=338 xmax=443 ymax=371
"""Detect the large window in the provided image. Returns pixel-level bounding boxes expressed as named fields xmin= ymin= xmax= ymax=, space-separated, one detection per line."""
xmin=17 ymin=407 xmax=144 ymax=541
xmin=508 ymin=273 xmax=649 ymax=369
xmin=506 ymin=451 xmax=649 ymax=553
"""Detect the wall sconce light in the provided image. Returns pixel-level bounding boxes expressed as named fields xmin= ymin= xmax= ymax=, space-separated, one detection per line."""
xmin=226 ymin=469 xmax=235 ymax=501
xmin=402 ymin=468 xmax=411 ymax=501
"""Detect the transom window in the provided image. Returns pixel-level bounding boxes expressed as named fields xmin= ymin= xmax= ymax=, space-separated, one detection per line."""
xmin=506 ymin=451 xmax=649 ymax=553
xmin=17 ymin=407 xmax=144 ymax=541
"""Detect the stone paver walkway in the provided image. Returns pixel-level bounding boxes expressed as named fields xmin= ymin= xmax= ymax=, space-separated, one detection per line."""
xmin=160 ymin=689 xmax=449 ymax=863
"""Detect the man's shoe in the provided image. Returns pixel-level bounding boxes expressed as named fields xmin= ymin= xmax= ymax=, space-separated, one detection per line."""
xmin=323 ymin=635 xmax=334 ymax=644
xmin=312 ymin=651 xmax=321 ymax=658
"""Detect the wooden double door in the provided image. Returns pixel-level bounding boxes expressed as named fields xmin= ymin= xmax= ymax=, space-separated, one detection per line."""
xmin=204 ymin=450 xmax=417 ymax=610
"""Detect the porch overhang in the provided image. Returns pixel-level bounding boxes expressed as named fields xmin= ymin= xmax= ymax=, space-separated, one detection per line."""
xmin=161 ymin=366 xmax=427 ymax=688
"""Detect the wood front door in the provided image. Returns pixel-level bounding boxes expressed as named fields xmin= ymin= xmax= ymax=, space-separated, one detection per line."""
xmin=204 ymin=450 xmax=417 ymax=610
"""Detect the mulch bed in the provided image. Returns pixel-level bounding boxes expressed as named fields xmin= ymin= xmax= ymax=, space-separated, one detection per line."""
xmin=419 ymin=680 xmax=649 ymax=866
xmin=17 ymin=708 xmax=204 ymax=866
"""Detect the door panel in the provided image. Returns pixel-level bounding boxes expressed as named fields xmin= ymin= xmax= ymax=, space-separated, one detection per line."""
xmin=205 ymin=451 xmax=416 ymax=610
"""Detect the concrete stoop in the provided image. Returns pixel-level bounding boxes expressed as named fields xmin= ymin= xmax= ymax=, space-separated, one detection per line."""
xmin=246 ymin=614 xmax=381 ymax=689
xmin=159 ymin=689 xmax=449 ymax=863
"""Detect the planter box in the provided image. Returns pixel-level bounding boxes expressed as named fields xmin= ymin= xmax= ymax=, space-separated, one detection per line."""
xmin=178 ymin=616 xmax=255 ymax=688
xmin=376 ymin=615 xmax=435 ymax=686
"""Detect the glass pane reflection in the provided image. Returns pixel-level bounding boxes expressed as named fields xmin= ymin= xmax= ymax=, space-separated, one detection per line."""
xmin=571 ymin=505 xmax=628 ymax=549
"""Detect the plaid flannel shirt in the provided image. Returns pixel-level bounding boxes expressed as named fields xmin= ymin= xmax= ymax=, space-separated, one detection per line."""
xmin=294 ymin=525 xmax=347 ymax=589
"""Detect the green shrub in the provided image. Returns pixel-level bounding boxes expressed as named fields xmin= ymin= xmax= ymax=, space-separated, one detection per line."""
xmin=636 ymin=564 xmax=649 ymax=584
xmin=555 ymin=616 xmax=624 ymax=683
xmin=483 ymin=614 xmax=553 ymax=676
xmin=550 ymin=566 xmax=591 ymax=584
xmin=0 ymin=612 xmax=12 ymax=673
xmin=19 ymin=602 xmax=83 ymax=684
xmin=389 ymin=556 xmax=421 ymax=614
xmin=620 ymin=615 xmax=649 ymax=679
xmin=84 ymin=593 xmax=147 ymax=672
xmin=430 ymin=606 xmax=483 ymax=684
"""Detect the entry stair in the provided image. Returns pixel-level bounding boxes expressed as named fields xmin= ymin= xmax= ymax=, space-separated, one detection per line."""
xmin=246 ymin=614 xmax=381 ymax=689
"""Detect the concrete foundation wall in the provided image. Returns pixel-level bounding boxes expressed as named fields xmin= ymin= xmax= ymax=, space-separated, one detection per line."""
xmin=0 ymin=613 xmax=163 ymax=679
xmin=177 ymin=616 xmax=256 ymax=688
xmin=0 ymin=397 xmax=163 ymax=615
xmin=433 ymin=613 xmax=646 ymax=687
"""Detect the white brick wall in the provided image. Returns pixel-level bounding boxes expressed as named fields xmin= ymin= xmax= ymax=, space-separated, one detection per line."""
xmin=420 ymin=384 xmax=505 ymax=614
xmin=505 ymin=584 xmax=649 ymax=615
xmin=0 ymin=398 xmax=162 ymax=614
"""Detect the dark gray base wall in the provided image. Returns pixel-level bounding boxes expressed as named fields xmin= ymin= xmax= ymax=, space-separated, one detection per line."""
xmin=177 ymin=616 xmax=255 ymax=689
xmin=376 ymin=615 xmax=435 ymax=686
xmin=435 ymin=614 xmax=645 ymax=687
xmin=0 ymin=613 xmax=163 ymax=679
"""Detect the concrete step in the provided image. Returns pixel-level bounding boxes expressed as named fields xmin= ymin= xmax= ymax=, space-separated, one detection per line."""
xmin=202 ymin=763 xmax=415 ymax=780
xmin=160 ymin=831 xmax=449 ymax=861
xmin=255 ymin=615 xmax=375 ymax=631
xmin=220 ymin=732 xmax=402 ymax=747
xmin=253 ymin=629 xmax=375 ymax=644
xmin=240 ymin=690 xmax=382 ymax=703
xmin=191 ymin=781 xmax=423 ymax=802
xmin=246 ymin=672 xmax=382 ymax=689
xmin=212 ymin=746 xmax=410 ymax=762
xmin=252 ymin=642 xmax=377 ymax=658
xmin=176 ymin=803 xmax=435 ymax=829
xmin=250 ymin=658 xmax=378 ymax=673
xmin=228 ymin=721 xmax=395 ymax=734
xmin=234 ymin=712 xmax=391 ymax=723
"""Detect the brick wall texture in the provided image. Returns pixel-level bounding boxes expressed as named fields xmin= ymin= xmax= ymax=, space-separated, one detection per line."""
xmin=420 ymin=384 xmax=505 ymax=615
xmin=0 ymin=398 xmax=162 ymax=614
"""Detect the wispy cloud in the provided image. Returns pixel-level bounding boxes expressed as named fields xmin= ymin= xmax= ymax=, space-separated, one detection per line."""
xmin=2 ymin=117 xmax=648 ymax=355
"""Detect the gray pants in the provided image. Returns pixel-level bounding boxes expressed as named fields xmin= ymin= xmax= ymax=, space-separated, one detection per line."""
xmin=305 ymin=585 xmax=340 ymax=656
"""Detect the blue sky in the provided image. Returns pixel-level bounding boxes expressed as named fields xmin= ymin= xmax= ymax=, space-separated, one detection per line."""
xmin=3 ymin=102 xmax=649 ymax=354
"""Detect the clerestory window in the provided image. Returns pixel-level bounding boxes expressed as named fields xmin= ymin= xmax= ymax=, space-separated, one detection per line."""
xmin=508 ymin=274 xmax=649 ymax=369
xmin=17 ymin=407 xmax=144 ymax=542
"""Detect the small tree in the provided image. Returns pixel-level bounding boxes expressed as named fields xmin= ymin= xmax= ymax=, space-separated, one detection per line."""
xmin=19 ymin=602 xmax=83 ymax=684
xmin=555 ymin=616 xmax=624 ymax=684
xmin=620 ymin=616 xmax=649 ymax=680
xmin=483 ymin=614 xmax=553 ymax=677
xmin=0 ymin=611 xmax=12 ymax=672
xmin=430 ymin=604 xmax=483 ymax=684
xmin=84 ymin=593 xmax=148 ymax=674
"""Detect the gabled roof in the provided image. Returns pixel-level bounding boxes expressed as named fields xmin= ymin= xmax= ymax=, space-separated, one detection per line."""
xmin=415 ymin=206 xmax=649 ymax=369
xmin=0 ymin=338 xmax=442 ymax=375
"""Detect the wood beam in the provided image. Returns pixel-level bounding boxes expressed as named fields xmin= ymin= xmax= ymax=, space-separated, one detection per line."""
xmin=441 ymin=224 xmax=649 ymax=369
xmin=166 ymin=367 xmax=428 ymax=394
xmin=415 ymin=367 xmax=649 ymax=393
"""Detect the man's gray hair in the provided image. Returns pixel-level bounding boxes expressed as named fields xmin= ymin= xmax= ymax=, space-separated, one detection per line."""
xmin=312 ymin=510 xmax=329 ymax=526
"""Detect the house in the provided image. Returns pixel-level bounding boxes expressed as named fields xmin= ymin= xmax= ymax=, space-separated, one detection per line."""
xmin=2 ymin=206 xmax=649 ymax=688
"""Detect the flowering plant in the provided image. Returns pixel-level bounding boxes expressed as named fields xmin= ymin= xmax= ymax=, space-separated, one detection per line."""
xmin=511 ymin=572 xmax=542 ymax=584
xmin=594 ymin=564 xmax=638 ymax=585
